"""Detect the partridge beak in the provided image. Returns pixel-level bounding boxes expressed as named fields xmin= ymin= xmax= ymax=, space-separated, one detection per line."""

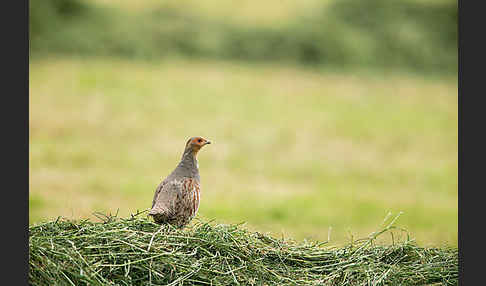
xmin=205 ymin=141 xmax=211 ymax=145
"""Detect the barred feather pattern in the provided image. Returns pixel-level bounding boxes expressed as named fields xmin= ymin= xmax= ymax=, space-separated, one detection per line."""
xmin=183 ymin=177 xmax=200 ymax=218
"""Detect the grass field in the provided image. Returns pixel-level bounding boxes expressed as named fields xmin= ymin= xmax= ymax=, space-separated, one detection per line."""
xmin=29 ymin=57 xmax=457 ymax=247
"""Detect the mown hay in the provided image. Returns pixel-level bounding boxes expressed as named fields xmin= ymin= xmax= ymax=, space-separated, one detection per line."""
xmin=29 ymin=212 xmax=458 ymax=285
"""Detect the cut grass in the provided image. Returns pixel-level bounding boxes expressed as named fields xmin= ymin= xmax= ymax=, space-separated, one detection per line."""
xmin=29 ymin=212 xmax=458 ymax=285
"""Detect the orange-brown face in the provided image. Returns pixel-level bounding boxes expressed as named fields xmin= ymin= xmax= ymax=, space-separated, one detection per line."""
xmin=186 ymin=136 xmax=211 ymax=152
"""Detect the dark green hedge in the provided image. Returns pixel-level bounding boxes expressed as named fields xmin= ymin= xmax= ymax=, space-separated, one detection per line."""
xmin=30 ymin=0 xmax=457 ymax=74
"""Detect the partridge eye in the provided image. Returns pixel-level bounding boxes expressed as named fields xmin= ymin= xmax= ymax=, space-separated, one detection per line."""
xmin=197 ymin=139 xmax=202 ymax=143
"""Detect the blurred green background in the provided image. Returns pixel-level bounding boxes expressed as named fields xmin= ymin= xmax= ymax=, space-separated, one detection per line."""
xmin=29 ymin=0 xmax=457 ymax=246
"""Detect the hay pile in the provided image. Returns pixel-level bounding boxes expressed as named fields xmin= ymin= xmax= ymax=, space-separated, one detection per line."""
xmin=29 ymin=213 xmax=458 ymax=285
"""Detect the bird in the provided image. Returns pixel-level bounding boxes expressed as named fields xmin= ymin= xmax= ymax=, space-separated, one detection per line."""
xmin=148 ymin=136 xmax=211 ymax=227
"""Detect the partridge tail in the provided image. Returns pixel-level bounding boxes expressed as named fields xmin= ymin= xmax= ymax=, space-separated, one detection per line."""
xmin=148 ymin=208 xmax=161 ymax=216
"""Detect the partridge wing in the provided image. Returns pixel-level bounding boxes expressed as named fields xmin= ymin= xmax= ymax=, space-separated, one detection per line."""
xmin=150 ymin=179 xmax=181 ymax=214
xmin=151 ymin=180 xmax=167 ymax=209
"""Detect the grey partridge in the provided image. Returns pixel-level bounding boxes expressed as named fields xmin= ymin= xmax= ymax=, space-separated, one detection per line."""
xmin=149 ymin=136 xmax=211 ymax=227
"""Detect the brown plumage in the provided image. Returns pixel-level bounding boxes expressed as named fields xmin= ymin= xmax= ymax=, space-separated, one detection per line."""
xmin=149 ymin=136 xmax=211 ymax=227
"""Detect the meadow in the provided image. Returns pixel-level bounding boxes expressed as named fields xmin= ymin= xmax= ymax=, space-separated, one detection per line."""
xmin=29 ymin=57 xmax=457 ymax=247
